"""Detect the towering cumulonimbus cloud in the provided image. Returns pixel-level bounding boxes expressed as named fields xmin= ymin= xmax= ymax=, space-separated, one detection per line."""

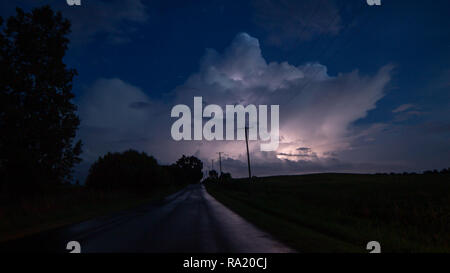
xmin=171 ymin=33 xmax=393 ymax=161
xmin=78 ymin=33 xmax=394 ymax=178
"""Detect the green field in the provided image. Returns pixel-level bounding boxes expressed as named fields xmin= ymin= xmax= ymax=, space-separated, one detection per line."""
xmin=205 ymin=173 xmax=450 ymax=253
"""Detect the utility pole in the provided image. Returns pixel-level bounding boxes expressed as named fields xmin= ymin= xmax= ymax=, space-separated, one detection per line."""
xmin=217 ymin=152 xmax=228 ymax=176
xmin=217 ymin=152 xmax=222 ymax=175
xmin=211 ymin=159 xmax=214 ymax=171
xmin=245 ymin=126 xmax=252 ymax=181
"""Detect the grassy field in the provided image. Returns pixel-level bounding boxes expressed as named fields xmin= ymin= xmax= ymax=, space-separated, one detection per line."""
xmin=0 ymin=184 xmax=183 ymax=243
xmin=205 ymin=173 xmax=450 ymax=253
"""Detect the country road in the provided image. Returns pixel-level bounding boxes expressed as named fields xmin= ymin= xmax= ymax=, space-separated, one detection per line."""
xmin=0 ymin=184 xmax=294 ymax=253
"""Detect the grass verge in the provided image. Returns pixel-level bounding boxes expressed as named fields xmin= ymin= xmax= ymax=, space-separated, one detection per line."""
xmin=0 ymin=184 xmax=184 ymax=243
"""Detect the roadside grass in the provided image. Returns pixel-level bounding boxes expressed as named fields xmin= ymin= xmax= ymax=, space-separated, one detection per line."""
xmin=205 ymin=173 xmax=450 ymax=253
xmin=0 ymin=184 xmax=183 ymax=243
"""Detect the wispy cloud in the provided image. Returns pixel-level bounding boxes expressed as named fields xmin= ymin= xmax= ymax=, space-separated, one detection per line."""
xmin=61 ymin=0 xmax=148 ymax=45
xmin=0 ymin=0 xmax=149 ymax=45
xmin=393 ymin=104 xmax=415 ymax=113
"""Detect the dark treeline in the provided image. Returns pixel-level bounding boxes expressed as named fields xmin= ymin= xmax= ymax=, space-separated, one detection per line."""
xmin=86 ymin=151 xmax=203 ymax=193
xmin=203 ymin=169 xmax=233 ymax=183
xmin=375 ymin=168 xmax=450 ymax=176
xmin=422 ymin=168 xmax=450 ymax=175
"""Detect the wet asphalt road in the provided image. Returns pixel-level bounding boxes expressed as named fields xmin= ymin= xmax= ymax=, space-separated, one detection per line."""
xmin=0 ymin=184 xmax=294 ymax=253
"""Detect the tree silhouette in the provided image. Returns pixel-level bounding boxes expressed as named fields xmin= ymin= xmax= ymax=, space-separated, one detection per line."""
xmin=86 ymin=150 xmax=167 ymax=192
xmin=175 ymin=155 xmax=204 ymax=184
xmin=0 ymin=6 xmax=81 ymax=195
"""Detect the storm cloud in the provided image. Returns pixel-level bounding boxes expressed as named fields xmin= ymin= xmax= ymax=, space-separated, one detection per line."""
xmin=77 ymin=33 xmax=401 ymax=179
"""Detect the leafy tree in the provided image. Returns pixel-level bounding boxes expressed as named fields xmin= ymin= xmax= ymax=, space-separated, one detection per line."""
xmin=0 ymin=6 xmax=81 ymax=194
xmin=86 ymin=150 xmax=167 ymax=192
xmin=175 ymin=155 xmax=203 ymax=184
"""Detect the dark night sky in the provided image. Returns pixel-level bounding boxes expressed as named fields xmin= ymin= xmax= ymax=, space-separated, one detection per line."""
xmin=1 ymin=0 xmax=449 ymax=181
